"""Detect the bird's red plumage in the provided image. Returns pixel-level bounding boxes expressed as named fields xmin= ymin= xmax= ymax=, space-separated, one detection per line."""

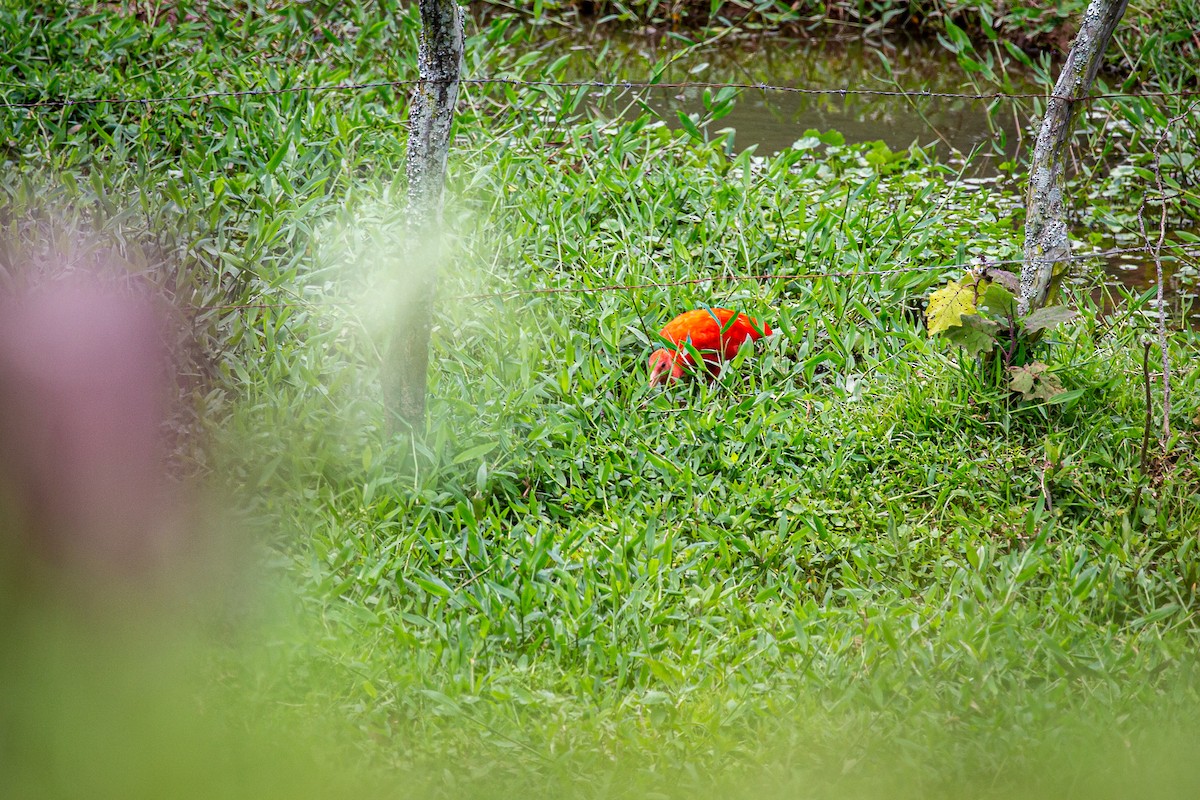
xmin=648 ymin=308 xmax=771 ymax=385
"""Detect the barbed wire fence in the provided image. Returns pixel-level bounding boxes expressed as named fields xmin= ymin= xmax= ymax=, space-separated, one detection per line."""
xmin=4 ymin=71 xmax=1197 ymax=389
xmin=5 ymin=76 xmax=1200 ymax=109
xmin=182 ymin=243 xmax=1199 ymax=313
xmin=5 ymin=73 xmax=1196 ymax=304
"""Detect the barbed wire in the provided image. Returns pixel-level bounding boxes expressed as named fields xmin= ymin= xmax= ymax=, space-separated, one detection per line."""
xmin=4 ymin=76 xmax=1200 ymax=111
xmin=189 ymin=242 xmax=1199 ymax=312
xmin=460 ymin=243 xmax=1200 ymax=301
xmin=6 ymin=65 xmax=1196 ymax=316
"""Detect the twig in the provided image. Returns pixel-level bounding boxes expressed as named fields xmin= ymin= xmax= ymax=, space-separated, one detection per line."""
xmin=1131 ymin=339 xmax=1154 ymax=524
xmin=1136 ymin=101 xmax=1198 ymax=446
xmin=1139 ymin=340 xmax=1153 ymax=472
xmin=1039 ymin=459 xmax=1054 ymax=514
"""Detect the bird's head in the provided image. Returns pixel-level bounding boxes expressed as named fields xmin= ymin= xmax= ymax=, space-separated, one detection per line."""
xmin=647 ymin=348 xmax=685 ymax=386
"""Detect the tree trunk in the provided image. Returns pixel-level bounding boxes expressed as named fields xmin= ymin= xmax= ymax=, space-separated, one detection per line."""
xmin=389 ymin=0 xmax=464 ymax=430
xmin=1019 ymin=0 xmax=1129 ymax=314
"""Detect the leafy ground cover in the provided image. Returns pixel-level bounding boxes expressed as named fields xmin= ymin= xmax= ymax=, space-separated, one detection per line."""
xmin=478 ymin=0 xmax=1200 ymax=65
xmin=1 ymin=2 xmax=1199 ymax=798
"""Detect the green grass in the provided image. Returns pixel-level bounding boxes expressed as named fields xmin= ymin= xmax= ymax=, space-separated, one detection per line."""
xmin=1 ymin=2 xmax=1199 ymax=798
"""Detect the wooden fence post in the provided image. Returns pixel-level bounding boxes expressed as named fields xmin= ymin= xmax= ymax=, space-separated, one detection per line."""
xmin=1020 ymin=0 xmax=1129 ymax=314
xmin=389 ymin=0 xmax=464 ymax=430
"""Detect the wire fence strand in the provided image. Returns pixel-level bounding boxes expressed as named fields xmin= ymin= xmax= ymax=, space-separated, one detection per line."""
xmin=442 ymin=242 xmax=1200 ymax=302
xmin=186 ymin=242 xmax=1200 ymax=312
xmin=5 ymin=76 xmax=1200 ymax=111
xmin=5 ymin=65 xmax=1197 ymax=316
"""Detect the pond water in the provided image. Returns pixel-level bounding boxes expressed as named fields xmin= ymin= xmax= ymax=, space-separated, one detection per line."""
xmin=535 ymin=26 xmax=1198 ymax=326
xmin=549 ymin=29 xmax=1030 ymax=167
xmin=1089 ymin=237 xmax=1199 ymax=329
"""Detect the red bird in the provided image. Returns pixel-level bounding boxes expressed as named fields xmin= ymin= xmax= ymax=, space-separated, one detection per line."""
xmin=648 ymin=308 xmax=772 ymax=386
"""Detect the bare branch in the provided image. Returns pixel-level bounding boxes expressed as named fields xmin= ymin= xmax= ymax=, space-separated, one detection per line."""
xmin=1136 ymin=101 xmax=1198 ymax=446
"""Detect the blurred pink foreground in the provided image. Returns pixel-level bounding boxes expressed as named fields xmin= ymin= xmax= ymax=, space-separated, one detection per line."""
xmin=0 ymin=279 xmax=181 ymax=575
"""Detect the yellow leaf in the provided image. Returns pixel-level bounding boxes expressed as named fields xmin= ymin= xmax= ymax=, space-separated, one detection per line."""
xmin=926 ymin=278 xmax=983 ymax=335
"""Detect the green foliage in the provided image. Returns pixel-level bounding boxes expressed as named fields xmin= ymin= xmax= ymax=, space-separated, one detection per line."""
xmin=926 ymin=274 xmax=986 ymax=336
xmin=925 ymin=268 xmax=1080 ymax=400
xmin=1008 ymin=361 xmax=1065 ymax=401
xmin=2 ymin=3 xmax=1199 ymax=798
xmin=942 ymin=312 xmax=1000 ymax=354
xmin=1023 ymin=303 xmax=1080 ymax=333
xmin=485 ymin=0 xmax=1086 ymax=46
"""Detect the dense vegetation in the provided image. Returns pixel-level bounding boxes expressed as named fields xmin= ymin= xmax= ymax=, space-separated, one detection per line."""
xmin=481 ymin=0 xmax=1200 ymax=61
xmin=1 ymin=1 xmax=1198 ymax=798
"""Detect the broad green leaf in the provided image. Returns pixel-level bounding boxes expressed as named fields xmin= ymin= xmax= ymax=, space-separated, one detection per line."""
xmin=1023 ymin=305 xmax=1078 ymax=333
xmin=958 ymin=54 xmax=985 ymax=73
xmin=943 ymin=314 xmax=1000 ymax=356
xmin=864 ymin=141 xmax=899 ymax=169
xmin=794 ymin=128 xmax=845 ymax=148
xmin=980 ymin=282 xmax=1017 ymax=318
xmin=926 ymin=278 xmax=980 ymax=335
xmin=1029 ymin=371 xmax=1066 ymax=401
xmin=818 ymin=130 xmax=846 ymax=146
xmin=1008 ymin=362 xmax=1065 ymax=401
xmin=643 ymin=658 xmax=683 ymax=684
xmin=1008 ymin=364 xmax=1038 ymax=395
xmin=1047 ymin=388 xmax=1085 ymax=405
xmin=978 ymin=268 xmax=1019 ymax=294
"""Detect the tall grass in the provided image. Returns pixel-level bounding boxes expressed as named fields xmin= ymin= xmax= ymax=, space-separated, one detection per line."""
xmin=1 ymin=2 xmax=1198 ymax=798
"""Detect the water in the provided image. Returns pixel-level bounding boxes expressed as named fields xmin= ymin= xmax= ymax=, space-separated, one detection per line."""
xmin=540 ymin=27 xmax=1197 ymax=326
xmin=1086 ymin=237 xmax=1199 ymax=328
xmin=556 ymin=30 xmax=1028 ymax=166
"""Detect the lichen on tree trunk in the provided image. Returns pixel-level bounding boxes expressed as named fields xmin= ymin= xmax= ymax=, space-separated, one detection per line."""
xmin=1020 ymin=0 xmax=1129 ymax=314
xmin=389 ymin=0 xmax=464 ymax=430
